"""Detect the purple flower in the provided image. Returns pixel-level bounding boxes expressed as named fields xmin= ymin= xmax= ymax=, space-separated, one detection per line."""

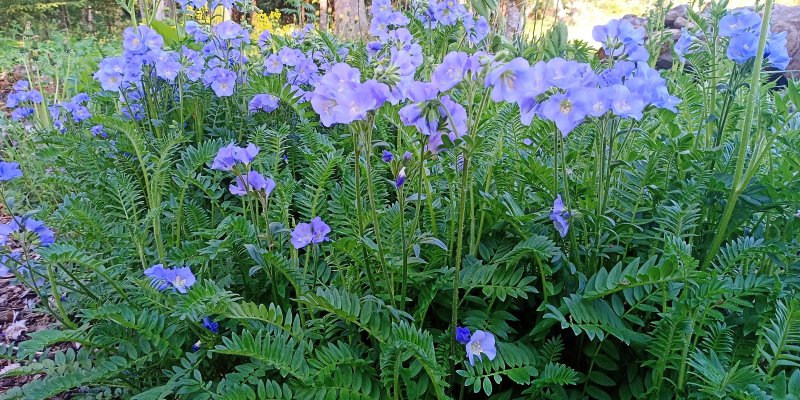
xmin=22 ymin=218 xmax=55 ymax=247
xmin=91 ymin=124 xmax=108 ymax=138
xmin=278 ymin=47 xmax=302 ymax=67
xmin=13 ymin=80 xmax=29 ymax=91
xmin=212 ymin=143 xmax=238 ymax=171
xmin=592 ymin=19 xmax=647 ymax=61
xmin=432 ymin=0 xmax=461 ymax=26
xmin=403 ymin=151 xmax=413 ymax=161
xmin=456 ymin=326 xmax=471 ymax=344
xmin=144 ymin=264 xmax=196 ymax=294
xmin=156 ymin=58 xmax=182 ymax=82
xmin=432 ymin=52 xmax=468 ymax=92
xmin=539 ymin=90 xmax=590 ymax=136
xmin=264 ymin=54 xmax=284 ymax=75
xmin=550 ymin=195 xmax=569 ymax=238
xmin=465 ymin=330 xmax=497 ymax=366
xmin=382 ymin=150 xmax=394 ymax=162
xmin=674 ymin=28 xmax=698 ymax=63
xmin=204 ymin=67 xmax=236 ymax=97
xmin=0 ymin=161 xmax=23 ymax=181
xmin=726 ymin=32 xmax=759 ymax=64
xmin=249 ymin=94 xmax=280 ymax=113
xmin=213 ymin=21 xmax=244 ymax=40
xmin=544 ymin=57 xmax=585 ymax=90
xmin=440 ymin=95 xmax=468 ymax=137
xmin=202 ymin=317 xmax=219 ymax=334
xmin=192 ymin=341 xmax=202 ymax=352
xmin=766 ymin=32 xmax=790 ymax=70
xmin=258 ymin=30 xmax=272 ymax=50
xmin=485 ymin=58 xmax=532 ymax=103
xmin=11 ymin=108 xmax=34 ymax=121
xmin=0 ymin=253 xmax=20 ymax=277
xmin=395 ymin=167 xmax=407 ymax=188
xmin=233 ymin=143 xmax=260 ymax=165
xmin=291 ymin=216 xmax=331 ymax=249
xmin=719 ymin=10 xmax=761 ymax=38
xmin=0 ymin=221 xmax=18 ymax=246
xmin=606 ymin=85 xmax=644 ymax=119
xmin=229 ymin=171 xmax=276 ymax=197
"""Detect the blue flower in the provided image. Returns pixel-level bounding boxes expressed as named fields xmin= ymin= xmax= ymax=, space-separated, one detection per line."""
xmin=432 ymin=52 xmax=468 ymax=92
xmin=726 ymin=32 xmax=759 ymax=64
xmin=382 ymin=150 xmax=394 ymax=163
xmin=233 ymin=143 xmax=260 ymax=165
xmin=0 ymin=161 xmax=23 ymax=181
xmin=264 ymin=54 xmax=284 ymax=75
xmin=539 ymin=90 xmax=590 ymax=136
xmin=719 ymin=10 xmax=761 ymax=38
xmin=91 ymin=125 xmax=108 ymax=138
xmin=291 ymin=217 xmax=331 ymax=249
xmin=465 ymin=330 xmax=497 ymax=365
xmin=550 ymin=195 xmax=569 ymax=238
xmin=485 ymin=58 xmax=532 ymax=103
xmin=202 ymin=317 xmax=219 ymax=334
xmin=0 ymin=252 xmax=20 ymax=277
xmin=257 ymin=30 xmax=272 ymax=51
xmin=249 ymin=94 xmax=280 ymax=113
xmin=765 ymin=32 xmax=790 ymax=70
xmin=13 ymin=80 xmax=29 ymax=91
xmin=229 ymin=171 xmax=276 ymax=197
xmin=144 ymin=264 xmax=196 ymax=294
xmin=606 ymin=84 xmax=644 ymax=120
xmin=212 ymin=144 xmax=237 ymax=171
xmin=213 ymin=21 xmax=244 ymax=40
xmin=395 ymin=167 xmax=407 ymax=188
xmin=203 ymin=67 xmax=236 ymax=97
xmin=456 ymin=326 xmax=471 ymax=344
xmin=674 ymin=28 xmax=698 ymax=63
xmin=592 ymin=19 xmax=647 ymax=62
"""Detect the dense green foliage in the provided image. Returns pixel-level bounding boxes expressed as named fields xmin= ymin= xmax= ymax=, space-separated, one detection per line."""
xmin=1 ymin=0 xmax=800 ymax=399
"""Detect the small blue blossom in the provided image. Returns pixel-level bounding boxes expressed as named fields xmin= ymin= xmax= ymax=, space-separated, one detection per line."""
xmin=456 ymin=326 xmax=471 ymax=344
xmin=550 ymin=195 xmax=570 ymax=238
xmin=202 ymin=317 xmax=219 ymax=334
xmin=144 ymin=264 xmax=196 ymax=294
xmin=465 ymin=330 xmax=497 ymax=366
xmin=0 ymin=161 xmax=23 ymax=181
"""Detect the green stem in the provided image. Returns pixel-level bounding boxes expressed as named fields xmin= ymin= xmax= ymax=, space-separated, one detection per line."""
xmin=701 ymin=0 xmax=774 ymax=268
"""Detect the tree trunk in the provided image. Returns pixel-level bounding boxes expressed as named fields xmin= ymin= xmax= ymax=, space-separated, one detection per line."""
xmin=499 ymin=0 xmax=523 ymax=39
xmin=155 ymin=0 xmax=166 ymax=20
xmin=334 ymin=0 xmax=367 ymax=40
xmin=87 ymin=6 xmax=96 ymax=33
xmin=320 ymin=0 xmax=328 ymax=31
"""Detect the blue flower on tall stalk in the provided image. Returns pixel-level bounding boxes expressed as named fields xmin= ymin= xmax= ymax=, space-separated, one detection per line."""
xmin=550 ymin=195 xmax=570 ymax=238
xmin=144 ymin=264 xmax=196 ymax=294
xmin=291 ymin=217 xmax=331 ymax=249
xmin=485 ymin=58 xmax=532 ymax=103
xmin=539 ymin=91 xmax=590 ymax=136
xmin=465 ymin=330 xmax=497 ymax=365
xmin=431 ymin=52 xmax=469 ymax=92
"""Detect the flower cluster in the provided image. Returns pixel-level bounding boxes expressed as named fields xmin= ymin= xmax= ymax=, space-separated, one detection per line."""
xmin=485 ymin=56 xmax=680 ymax=135
xmin=229 ymin=171 xmax=276 ymax=198
xmin=592 ymin=19 xmax=648 ymax=62
xmin=6 ymin=80 xmax=43 ymax=121
xmin=290 ymin=217 xmax=331 ymax=249
xmin=720 ymin=10 xmax=789 ymax=69
xmin=144 ymin=264 xmax=197 ymax=294
xmin=309 ymin=63 xmax=390 ymax=126
xmin=369 ymin=0 xmax=410 ymax=39
xmin=414 ymin=0 xmax=487 ymax=44
xmin=49 ymin=93 xmax=92 ymax=132
xmin=212 ymin=143 xmax=260 ymax=171
xmin=0 ymin=216 xmax=55 ymax=248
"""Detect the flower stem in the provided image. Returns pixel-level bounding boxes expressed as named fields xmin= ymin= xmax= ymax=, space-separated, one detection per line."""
xmin=702 ymin=0 xmax=774 ymax=268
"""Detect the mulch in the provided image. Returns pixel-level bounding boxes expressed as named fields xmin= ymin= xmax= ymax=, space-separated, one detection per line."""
xmin=0 ymin=210 xmax=74 ymax=398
